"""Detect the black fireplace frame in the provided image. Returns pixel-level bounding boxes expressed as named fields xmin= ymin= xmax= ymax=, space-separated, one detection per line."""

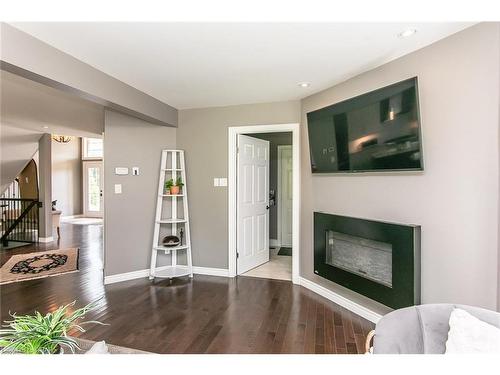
xmin=314 ymin=212 xmax=420 ymax=309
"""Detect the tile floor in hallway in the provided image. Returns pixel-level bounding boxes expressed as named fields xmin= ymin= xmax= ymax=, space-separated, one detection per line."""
xmin=242 ymin=247 xmax=292 ymax=281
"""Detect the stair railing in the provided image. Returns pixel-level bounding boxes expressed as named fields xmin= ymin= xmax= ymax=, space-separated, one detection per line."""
xmin=0 ymin=198 xmax=40 ymax=246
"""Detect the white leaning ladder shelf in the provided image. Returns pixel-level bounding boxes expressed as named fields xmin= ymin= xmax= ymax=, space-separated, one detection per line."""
xmin=149 ymin=150 xmax=193 ymax=280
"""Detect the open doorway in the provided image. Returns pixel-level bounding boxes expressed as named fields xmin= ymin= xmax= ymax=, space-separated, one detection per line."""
xmin=52 ymin=134 xmax=104 ymax=281
xmin=228 ymin=123 xmax=300 ymax=284
xmin=53 ymin=136 xmax=104 ymax=229
xmin=52 ymin=135 xmax=104 ymax=276
xmin=0 ymin=133 xmax=105 ymax=284
xmin=239 ymin=132 xmax=293 ymax=281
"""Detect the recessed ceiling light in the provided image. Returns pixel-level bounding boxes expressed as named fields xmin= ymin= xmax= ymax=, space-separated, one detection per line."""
xmin=298 ymin=82 xmax=310 ymax=88
xmin=398 ymin=28 xmax=417 ymax=38
xmin=42 ymin=126 xmax=49 ymax=129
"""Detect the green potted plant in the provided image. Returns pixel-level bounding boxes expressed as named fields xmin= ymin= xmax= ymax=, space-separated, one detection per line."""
xmin=174 ymin=177 xmax=184 ymax=194
xmin=164 ymin=178 xmax=174 ymax=194
xmin=0 ymin=300 xmax=104 ymax=354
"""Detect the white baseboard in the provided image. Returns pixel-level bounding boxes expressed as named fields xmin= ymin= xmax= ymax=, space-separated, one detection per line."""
xmin=104 ymin=266 xmax=229 ymax=285
xmin=61 ymin=214 xmax=84 ymax=219
xmin=298 ymin=276 xmax=382 ymax=324
xmin=270 ymin=239 xmax=281 ymax=247
xmin=38 ymin=236 xmax=54 ymax=243
xmin=104 ymin=268 xmax=155 ymax=285
xmin=192 ymin=266 xmax=229 ymax=277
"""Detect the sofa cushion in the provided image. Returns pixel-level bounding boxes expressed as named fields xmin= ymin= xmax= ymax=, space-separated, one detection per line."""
xmin=445 ymin=308 xmax=500 ymax=353
xmin=374 ymin=304 xmax=500 ymax=354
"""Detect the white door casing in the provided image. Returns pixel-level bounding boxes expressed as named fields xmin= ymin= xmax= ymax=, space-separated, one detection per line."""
xmin=83 ymin=161 xmax=103 ymax=218
xmin=237 ymin=135 xmax=270 ymax=274
xmin=228 ymin=123 xmax=300 ymax=284
xmin=278 ymin=145 xmax=293 ymax=247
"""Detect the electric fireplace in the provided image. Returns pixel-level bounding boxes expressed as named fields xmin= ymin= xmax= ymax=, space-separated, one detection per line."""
xmin=314 ymin=212 xmax=420 ymax=309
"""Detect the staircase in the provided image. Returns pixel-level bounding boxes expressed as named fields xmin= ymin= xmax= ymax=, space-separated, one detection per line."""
xmin=0 ymin=162 xmax=40 ymax=247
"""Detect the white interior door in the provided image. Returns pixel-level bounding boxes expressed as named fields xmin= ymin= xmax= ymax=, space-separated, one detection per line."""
xmin=83 ymin=161 xmax=103 ymax=218
xmin=279 ymin=146 xmax=293 ymax=247
xmin=237 ymin=135 xmax=270 ymax=274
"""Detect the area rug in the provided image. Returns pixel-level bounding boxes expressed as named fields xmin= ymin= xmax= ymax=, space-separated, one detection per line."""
xmin=277 ymin=247 xmax=292 ymax=256
xmin=0 ymin=248 xmax=79 ymax=285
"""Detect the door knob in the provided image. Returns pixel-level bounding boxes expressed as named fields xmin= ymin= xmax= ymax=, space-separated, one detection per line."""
xmin=266 ymin=205 xmax=270 ymax=210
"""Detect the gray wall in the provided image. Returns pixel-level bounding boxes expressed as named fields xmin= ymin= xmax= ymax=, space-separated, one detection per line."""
xmin=104 ymin=110 xmax=176 ymax=276
xmin=250 ymin=132 xmax=292 ymax=241
xmin=301 ymin=23 xmax=500 ymax=311
xmin=177 ymin=101 xmax=300 ymax=268
xmin=51 ymin=138 xmax=82 ymax=216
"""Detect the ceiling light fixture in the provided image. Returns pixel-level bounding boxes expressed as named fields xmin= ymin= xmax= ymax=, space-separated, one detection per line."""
xmin=42 ymin=126 xmax=49 ymax=129
xmin=52 ymin=135 xmax=74 ymax=143
xmin=398 ymin=28 xmax=417 ymax=38
xmin=298 ymin=82 xmax=310 ymax=88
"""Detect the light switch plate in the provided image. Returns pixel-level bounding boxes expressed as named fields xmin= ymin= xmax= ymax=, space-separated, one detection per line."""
xmin=115 ymin=167 xmax=129 ymax=175
xmin=132 ymin=167 xmax=139 ymax=176
xmin=213 ymin=178 xmax=220 ymax=187
xmin=219 ymin=178 xmax=227 ymax=187
xmin=114 ymin=184 xmax=122 ymax=194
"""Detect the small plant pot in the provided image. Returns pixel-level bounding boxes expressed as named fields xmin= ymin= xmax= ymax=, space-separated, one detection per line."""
xmin=169 ymin=186 xmax=181 ymax=195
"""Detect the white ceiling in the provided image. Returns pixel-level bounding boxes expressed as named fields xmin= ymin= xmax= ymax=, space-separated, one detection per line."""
xmin=11 ymin=22 xmax=473 ymax=109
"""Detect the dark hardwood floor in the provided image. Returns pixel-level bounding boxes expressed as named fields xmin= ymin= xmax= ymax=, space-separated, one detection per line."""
xmin=0 ymin=222 xmax=374 ymax=354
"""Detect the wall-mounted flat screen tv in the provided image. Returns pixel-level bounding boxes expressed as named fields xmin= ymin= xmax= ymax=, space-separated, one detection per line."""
xmin=307 ymin=77 xmax=423 ymax=173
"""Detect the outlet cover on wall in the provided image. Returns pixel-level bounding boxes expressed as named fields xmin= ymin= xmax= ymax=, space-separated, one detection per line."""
xmin=213 ymin=177 xmax=227 ymax=187
xmin=114 ymin=184 xmax=122 ymax=194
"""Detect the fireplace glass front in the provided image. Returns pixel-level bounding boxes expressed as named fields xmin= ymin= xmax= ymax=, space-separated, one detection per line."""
xmin=325 ymin=231 xmax=392 ymax=288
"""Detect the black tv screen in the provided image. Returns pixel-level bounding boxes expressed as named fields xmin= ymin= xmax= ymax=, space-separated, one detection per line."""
xmin=307 ymin=77 xmax=423 ymax=173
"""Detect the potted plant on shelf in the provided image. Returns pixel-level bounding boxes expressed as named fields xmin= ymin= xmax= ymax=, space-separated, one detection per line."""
xmin=174 ymin=177 xmax=184 ymax=194
xmin=165 ymin=178 xmax=174 ymax=195
xmin=0 ymin=300 xmax=105 ymax=354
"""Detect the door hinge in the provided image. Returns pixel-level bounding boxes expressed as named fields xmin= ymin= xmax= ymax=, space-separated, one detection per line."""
xmin=237 ymin=252 xmax=239 ymax=259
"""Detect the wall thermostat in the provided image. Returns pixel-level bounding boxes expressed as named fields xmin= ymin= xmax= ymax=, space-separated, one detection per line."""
xmin=115 ymin=167 xmax=129 ymax=175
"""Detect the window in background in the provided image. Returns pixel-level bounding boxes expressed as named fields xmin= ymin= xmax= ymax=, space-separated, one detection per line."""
xmin=82 ymin=137 xmax=103 ymax=160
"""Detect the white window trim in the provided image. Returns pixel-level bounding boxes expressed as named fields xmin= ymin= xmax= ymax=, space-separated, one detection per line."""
xmin=82 ymin=137 xmax=103 ymax=161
